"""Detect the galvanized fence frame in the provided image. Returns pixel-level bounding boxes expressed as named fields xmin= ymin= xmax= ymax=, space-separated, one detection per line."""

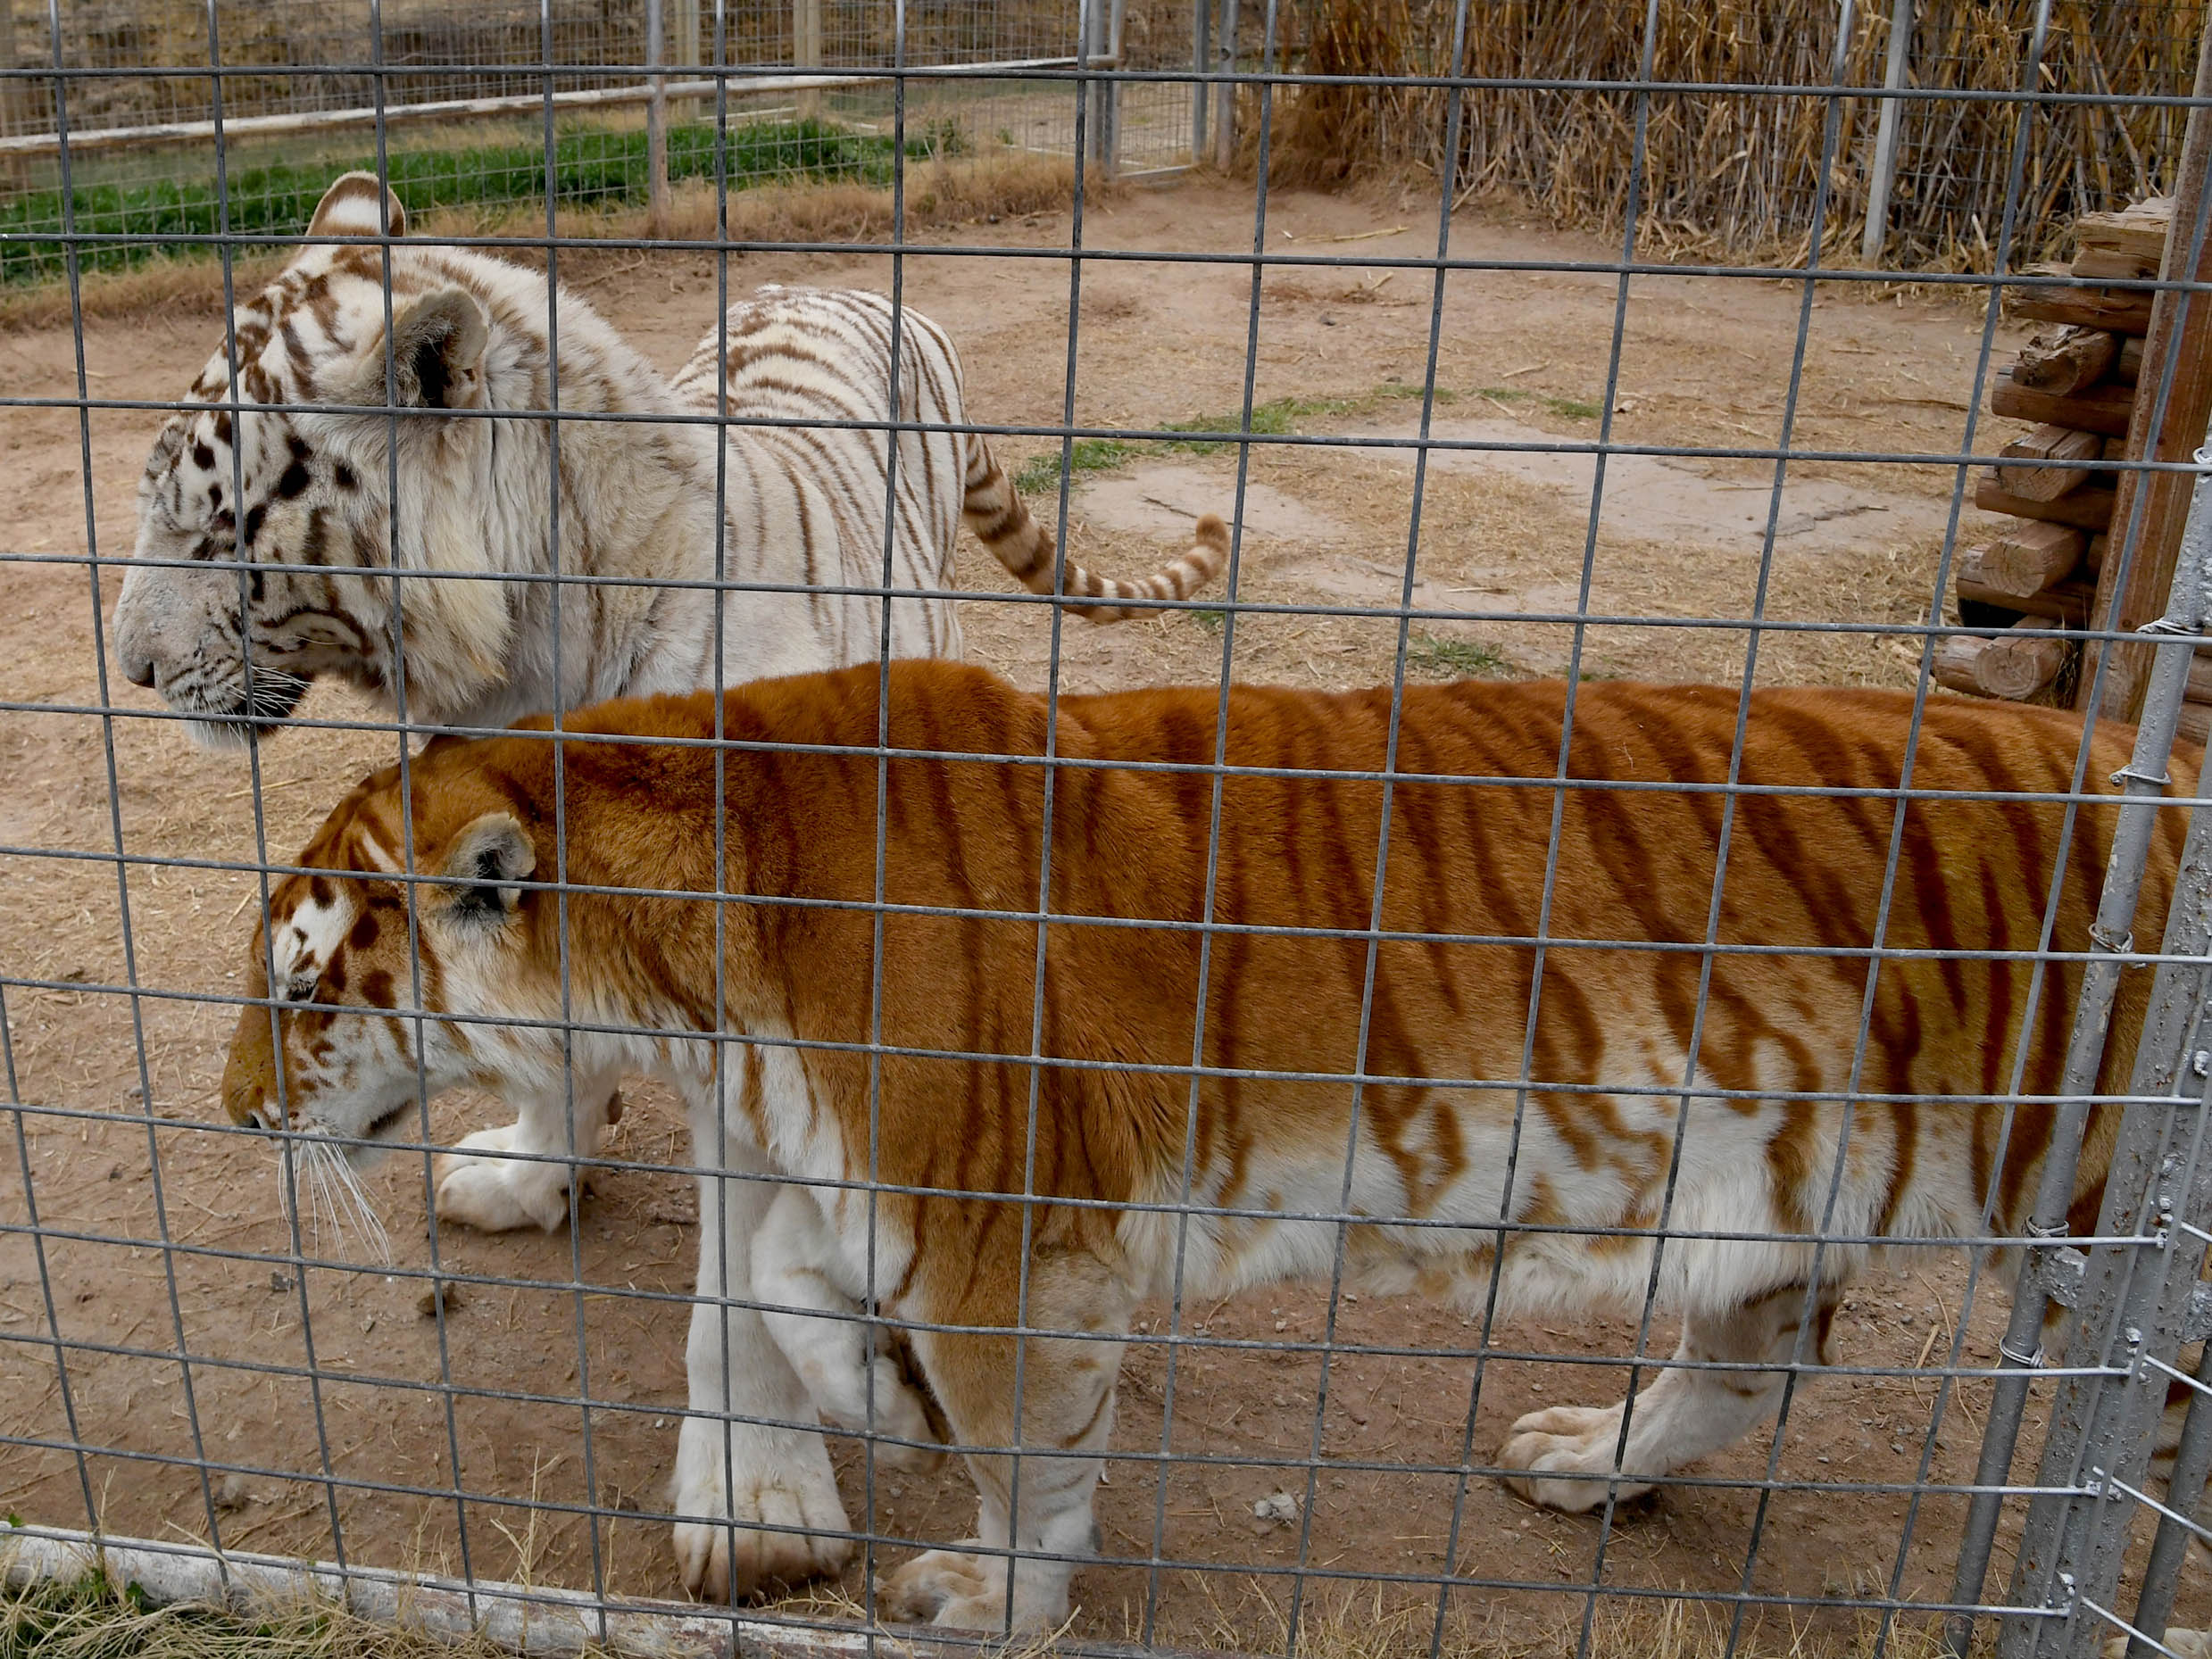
xmin=4 ymin=4 xmax=2212 ymax=1659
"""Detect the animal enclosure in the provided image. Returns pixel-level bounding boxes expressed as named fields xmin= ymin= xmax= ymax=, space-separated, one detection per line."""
xmin=4 ymin=6 xmax=2212 ymax=1659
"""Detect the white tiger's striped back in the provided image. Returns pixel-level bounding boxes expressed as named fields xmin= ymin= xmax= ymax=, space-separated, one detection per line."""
xmin=670 ymin=286 xmax=972 ymax=665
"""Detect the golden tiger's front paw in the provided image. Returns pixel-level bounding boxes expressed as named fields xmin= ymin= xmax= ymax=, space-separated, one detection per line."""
xmin=1497 ymin=1403 xmax=1653 ymax=1514
xmin=430 ymin=1122 xmax=588 ymax=1234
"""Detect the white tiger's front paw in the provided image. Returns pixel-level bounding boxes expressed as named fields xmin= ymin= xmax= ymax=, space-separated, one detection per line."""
xmin=1497 ymin=1403 xmax=1655 ymax=1514
xmin=672 ymin=1414 xmax=852 ymax=1602
xmin=430 ymin=1122 xmax=587 ymax=1233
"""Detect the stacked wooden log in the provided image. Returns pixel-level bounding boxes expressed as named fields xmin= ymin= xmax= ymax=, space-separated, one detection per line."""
xmin=1938 ymin=197 xmax=2166 ymax=704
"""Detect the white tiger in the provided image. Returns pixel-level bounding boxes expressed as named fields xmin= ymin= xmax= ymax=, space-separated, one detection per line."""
xmin=114 ymin=170 xmax=1226 ymax=742
xmin=112 ymin=170 xmax=1228 ymax=1598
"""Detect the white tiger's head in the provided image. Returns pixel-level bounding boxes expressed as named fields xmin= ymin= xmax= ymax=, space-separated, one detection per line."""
xmin=114 ymin=173 xmax=523 ymax=746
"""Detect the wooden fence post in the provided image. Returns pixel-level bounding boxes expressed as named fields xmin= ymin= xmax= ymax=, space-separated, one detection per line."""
xmin=645 ymin=0 xmax=669 ymax=236
xmin=794 ymin=0 xmax=822 ymax=120
xmin=2081 ymin=26 xmax=2212 ymax=722
xmin=1211 ymin=0 xmax=1237 ymax=170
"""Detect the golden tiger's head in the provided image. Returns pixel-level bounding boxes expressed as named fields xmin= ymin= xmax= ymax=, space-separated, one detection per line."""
xmin=115 ymin=172 xmax=527 ymax=746
xmin=220 ymin=742 xmax=553 ymax=1156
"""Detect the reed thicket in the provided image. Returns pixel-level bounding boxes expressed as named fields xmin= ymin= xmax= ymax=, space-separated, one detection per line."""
xmin=1255 ymin=0 xmax=2200 ymax=270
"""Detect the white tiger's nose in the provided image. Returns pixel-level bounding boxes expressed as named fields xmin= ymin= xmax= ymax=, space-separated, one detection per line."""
xmin=119 ymin=643 xmax=157 ymax=688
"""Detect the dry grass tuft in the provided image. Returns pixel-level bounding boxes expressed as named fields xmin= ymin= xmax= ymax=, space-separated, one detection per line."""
xmin=0 ymin=1566 xmax=612 ymax=1659
xmin=0 ymin=153 xmax=1094 ymax=332
xmin=1158 ymin=1577 xmax=1968 ymax=1659
xmin=0 ymin=253 xmax=292 ymax=334
xmin=1253 ymin=0 xmax=1426 ymax=190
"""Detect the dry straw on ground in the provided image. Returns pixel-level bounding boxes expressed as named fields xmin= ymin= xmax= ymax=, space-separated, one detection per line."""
xmin=1251 ymin=0 xmax=2198 ymax=271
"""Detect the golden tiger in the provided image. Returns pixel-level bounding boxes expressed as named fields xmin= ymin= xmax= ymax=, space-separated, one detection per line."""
xmin=219 ymin=662 xmax=2201 ymax=1631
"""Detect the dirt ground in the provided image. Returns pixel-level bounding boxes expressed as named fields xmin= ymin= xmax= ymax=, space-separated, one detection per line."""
xmin=0 ymin=175 xmax=2197 ymax=1655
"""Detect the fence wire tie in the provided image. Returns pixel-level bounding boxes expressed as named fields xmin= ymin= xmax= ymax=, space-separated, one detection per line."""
xmin=1998 ymin=1335 xmax=2047 ymax=1370
xmin=2089 ymin=923 xmax=2138 ymax=956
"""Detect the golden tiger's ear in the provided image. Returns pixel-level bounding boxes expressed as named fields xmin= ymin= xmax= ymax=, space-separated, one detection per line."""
xmin=440 ymin=812 xmax=536 ymax=929
xmin=306 ymin=171 xmax=407 ymax=241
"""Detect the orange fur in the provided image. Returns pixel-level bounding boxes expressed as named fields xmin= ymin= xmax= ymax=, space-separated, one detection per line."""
xmin=221 ymin=661 xmax=2201 ymax=1626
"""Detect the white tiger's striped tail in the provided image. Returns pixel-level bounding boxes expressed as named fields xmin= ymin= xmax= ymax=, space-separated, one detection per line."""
xmin=962 ymin=435 xmax=1230 ymax=624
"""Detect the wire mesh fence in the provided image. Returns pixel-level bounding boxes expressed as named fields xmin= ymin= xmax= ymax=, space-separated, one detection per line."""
xmin=4 ymin=5 xmax=2212 ymax=1659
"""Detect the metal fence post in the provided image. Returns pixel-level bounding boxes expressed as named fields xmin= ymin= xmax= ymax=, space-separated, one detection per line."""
xmin=1935 ymin=444 xmax=2212 ymax=1659
xmin=1211 ymin=0 xmax=1238 ymax=170
xmin=1860 ymin=0 xmax=1913 ymax=266
xmin=1192 ymin=0 xmax=1211 ymax=163
xmin=2000 ymin=1035 xmax=2212 ymax=1659
xmin=1947 ymin=442 xmax=2212 ymax=1657
xmin=1103 ymin=0 xmax=1126 ymax=178
xmin=2125 ymin=1335 xmax=2212 ymax=1658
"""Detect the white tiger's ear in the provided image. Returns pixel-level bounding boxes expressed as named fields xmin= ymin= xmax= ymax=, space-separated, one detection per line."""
xmin=440 ymin=813 xmax=536 ymax=930
xmin=307 ymin=171 xmax=407 ymax=241
xmin=337 ymin=290 xmax=490 ymax=413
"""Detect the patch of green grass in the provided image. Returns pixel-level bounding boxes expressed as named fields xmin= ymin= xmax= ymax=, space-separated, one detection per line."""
xmin=0 ymin=117 xmax=956 ymax=286
xmin=1010 ymin=436 xmax=1142 ymax=497
xmin=1010 ymin=384 xmax=1541 ymax=494
xmin=1186 ymin=607 xmax=1227 ymax=635
xmin=1475 ymin=386 xmax=1603 ymax=420
xmin=1407 ymin=635 xmax=1516 ymax=679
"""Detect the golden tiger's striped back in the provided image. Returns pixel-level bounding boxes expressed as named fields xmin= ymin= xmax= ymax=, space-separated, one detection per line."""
xmin=224 ymin=666 xmax=2198 ymax=1626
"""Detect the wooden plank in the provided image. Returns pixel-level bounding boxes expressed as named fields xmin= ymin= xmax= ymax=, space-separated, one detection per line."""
xmin=1990 ymin=367 xmax=2138 ymax=437
xmin=2087 ymin=532 xmax=2110 ymax=573
xmin=2082 ymin=135 xmax=2212 ymax=718
xmin=2115 ymin=336 xmax=2144 ymax=386
xmin=2015 ymin=326 xmax=2119 ymax=394
xmin=1957 ymin=576 xmax=2094 ymax=624
xmin=2180 ymin=698 xmax=2212 ymax=748
xmin=1975 ymin=474 xmax=2117 ymax=529
xmin=2075 ymin=198 xmax=2174 ymax=264
xmin=2071 ymin=246 xmax=2163 ymax=282
xmin=2006 ymin=279 xmax=2157 ymax=336
xmin=1934 ymin=618 xmax=2069 ymax=700
xmin=1994 ymin=423 xmax=2107 ymax=500
xmin=1963 ymin=520 xmax=2087 ymax=595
